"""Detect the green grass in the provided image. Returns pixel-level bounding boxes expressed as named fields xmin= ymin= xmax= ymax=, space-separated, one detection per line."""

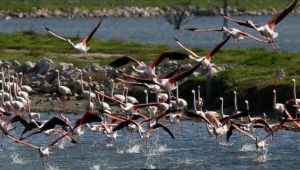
xmin=0 ymin=0 xmax=294 ymax=12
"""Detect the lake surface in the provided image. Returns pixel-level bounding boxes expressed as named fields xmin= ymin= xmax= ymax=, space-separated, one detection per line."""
xmin=0 ymin=16 xmax=299 ymax=52
xmin=1 ymin=113 xmax=300 ymax=170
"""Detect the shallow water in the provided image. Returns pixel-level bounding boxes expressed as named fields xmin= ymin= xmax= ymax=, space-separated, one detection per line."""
xmin=0 ymin=113 xmax=300 ymax=169
xmin=0 ymin=16 xmax=299 ymax=51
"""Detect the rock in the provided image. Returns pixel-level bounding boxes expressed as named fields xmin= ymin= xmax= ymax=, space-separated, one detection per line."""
xmin=15 ymin=61 xmax=35 ymax=73
xmin=58 ymin=62 xmax=73 ymax=72
xmin=36 ymin=58 xmax=54 ymax=75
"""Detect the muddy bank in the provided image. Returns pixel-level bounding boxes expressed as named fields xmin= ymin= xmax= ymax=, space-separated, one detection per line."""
xmin=2 ymin=6 xmax=300 ymax=19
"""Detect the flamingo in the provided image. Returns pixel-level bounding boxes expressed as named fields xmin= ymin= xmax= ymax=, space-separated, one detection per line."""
xmin=273 ymin=89 xmax=285 ymax=122
xmin=186 ymin=27 xmax=270 ymax=46
xmin=56 ymin=69 xmax=71 ymax=112
xmin=79 ymin=70 xmax=96 ymax=100
xmin=175 ymin=35 xmax=231 ymax=75
xmin=84 ymin=88 xmax=94 ymax=112
xmin=8 ymin=80 xmax=25 ymax=112
xmin=97 ymin=93 xmax=111 ymax=114
xmin=224 ymin=0 xmax=298 ymax=49
xmin=219 ymin=97 xmax=229 ymax=118
xmin=45 ymin=18 xmax=103 ymax=59
xmin=18 ymin=72 xmax=33 ymax=93
xmin=196 ymin=85 xmax=203 ymax=111
xmin=109 ymin=79 xmax=126 ymax=102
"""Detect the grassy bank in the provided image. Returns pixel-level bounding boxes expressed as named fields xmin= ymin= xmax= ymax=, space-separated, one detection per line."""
xmin=1 ymin=31 xmax=299 ymax=113
xmin=0 ymin=0 xmax=293 ymax=12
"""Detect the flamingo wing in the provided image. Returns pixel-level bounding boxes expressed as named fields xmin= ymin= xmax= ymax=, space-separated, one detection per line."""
xmin=267 ymin=0 xmax=298 ymax=30
xmin=110 ymin=56 xmax=142 ymax=68
xmin=149 ymin=123 xmax=175 ymax=139
xmin=230 ymin=123 xmax=256 ymax=141
xmin=151 ymin=51 xmax=188 ymax=69
xmin=174 ymin=38 xmax=199 ymax=58
xmin=82 ymin=18 xmax=104 ymax=45
xmin=122 ymin=73 xmax=157 ymax=85
xmin=40 ymin=117 xmax=69 ymax=131
xmin=252 ymin=118 xmax=272 ymax=132
xmin=223 ymin=16 xmax=256 ymax=29
xmin=205 ymin=35 xmax=231 ymax=61
xmin=185 ymin=28 xmax=223 ymax=32
xmin=238 ymin=31 xmax=270 ymax=43
xmin=169 ymin=58 xmax=204 ymax=84
xmin=45 ymin=27 xmax=69 ymax=42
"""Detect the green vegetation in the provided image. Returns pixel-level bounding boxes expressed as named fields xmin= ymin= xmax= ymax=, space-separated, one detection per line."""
xmin=0 ymin=31 xmax=298 ymax=112
xmin=0 ymin=0 xmax=293 ymax=12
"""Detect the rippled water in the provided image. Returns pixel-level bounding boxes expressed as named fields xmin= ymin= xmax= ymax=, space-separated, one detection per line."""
xmin=0 ymin=16 xmax=299 ymax=51
xmin=0 ymin=113 xmax=300 ymax=169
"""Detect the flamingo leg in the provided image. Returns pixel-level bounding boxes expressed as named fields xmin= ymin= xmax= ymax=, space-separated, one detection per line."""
xmin=79 ymin=136 xmax=84 ymax=160
xmin=0 ymin=133 xmax=3 ymax=148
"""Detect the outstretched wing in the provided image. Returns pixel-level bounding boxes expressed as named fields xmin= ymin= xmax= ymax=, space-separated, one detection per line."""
xmin=45 ymin=27 xmax=69 ymax=42
xmin=223 ymin=16 xmax=256 ymax=29
xmin=185 ymin=28 xmax=223 ymax=32
xmin=206 ymin=35 xmax=231 ymax=61
xmin=151 ymin=51 xmax=188 ymax=69
xmin=82 ymin=18 xmax=104 ymax=45
xmin=109 ymin=56 xmax=142 ymax=68
xmin=267 ymin=0 xmax=298 ymax=30
xmin=150 ymin=123 xmax=175 ymax=139
xmin=174 ymin=38 xmax=199 ymax=58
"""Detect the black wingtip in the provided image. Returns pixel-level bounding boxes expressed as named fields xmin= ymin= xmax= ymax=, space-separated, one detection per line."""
xmin=174 ymin=37 xmax=179 ymax=42
xmin=185 ymin=28 xmax=197 ymax=31
xmin=45 ymin=27 xmax=49 ymax=31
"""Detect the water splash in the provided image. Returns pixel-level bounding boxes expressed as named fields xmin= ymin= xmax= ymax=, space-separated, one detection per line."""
xmin=240 ymin=144 xmax=256 ymax=152
xmin=218 ymin=141 xmax=233 ymax=147
xmin=116 ymin=148 xmax=124 ymax=154
xmin=254 ymin=153 xmax=268 ymax=163
xmin=90 ymin=164 xmax=100 ymax=170
xmin=126 ymin=144 xmax=141 ymax=153
xmin=46 ymin=165 xmax=60 ymax=170
xmin=11 ymin=152 xmax=25 ymax=164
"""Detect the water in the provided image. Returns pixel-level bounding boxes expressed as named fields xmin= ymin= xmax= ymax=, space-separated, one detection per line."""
xmin=1 ymin=113 xmax=300 ymax=169
xmin=0 ymin=16 xmax=299 ymax=51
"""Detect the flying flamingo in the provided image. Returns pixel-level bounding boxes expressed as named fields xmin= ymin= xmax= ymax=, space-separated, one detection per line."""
xmin=186 ymin=27 xmax=270 ymax=46
xmin=175 ymin=35 xmax=231 ymax=75
xmin=224 ymin=0 xmax=298 ymax=49
xmin=45 ymin=18 xmax=103 ymax=59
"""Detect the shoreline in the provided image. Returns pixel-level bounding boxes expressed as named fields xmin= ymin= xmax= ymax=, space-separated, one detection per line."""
xmin=2 ymin=6 xmax=300 ymax=19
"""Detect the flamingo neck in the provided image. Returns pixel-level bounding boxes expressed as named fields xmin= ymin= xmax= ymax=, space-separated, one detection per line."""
xmin=20 ymin=74 xmax=23 ymax=86
xmin=145 ymin=92 xmax=148 ymax=104
xmin=220 ymin=100 xmax=224 ymax=117
xmin=273 ymin=91 xmax=276 ymax=109
xmin=57 ymin=71 xmax=61 ymax=87
xmin=176 ymin=83 xmax=179 ymax=103
xmin=234 ymin=92 xmax=238 ymax=111
xmin=111 ymin=81 xmax=114 ymax=97
xmin=294 ymin=81 xmax=297 ymax=100
xmin=80 ymin=71 xmax=84 ymax=92
xmin=192 ymin=92 xmax=197 ymax=111
xmin=197 ymin=86 xmax=201 ymax=100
